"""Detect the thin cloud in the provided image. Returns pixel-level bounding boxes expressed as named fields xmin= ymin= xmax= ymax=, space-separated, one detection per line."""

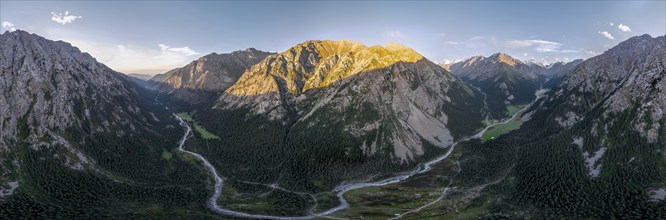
xmin=469 ymin=36 xmax=487 ymax=41
xmin=618 ymin=24 xmax=631 ymax=32
xmin=560 ymin=49 xmax=581 ymax=53
xmin=60 ymin=38 xmax=202 ymax=74
xmin=505 ymin=39 xmax=562 ymax=52
xmin=463 ymin=36 xmax=498 ymax=49
xmin=384 ymin=31 xmax=406 ymax=39
xmin=585 ymin=50 xmax=600 ymax=56
xmin=598 ymin=31 xmax=614 ymax=40
xmin=158 ymin=44 xmax=199 ymax=56
xmin=443 ymin=41 xmax=459 ymax=45
xmin=51 ymin=11 xmax=82 ymax=25
xmin=2 ymin=21 xmax=16 ymax=32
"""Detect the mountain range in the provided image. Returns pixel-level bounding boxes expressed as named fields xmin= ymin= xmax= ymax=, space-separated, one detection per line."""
xmin=1 ymin=30 xmax=664 ymax=219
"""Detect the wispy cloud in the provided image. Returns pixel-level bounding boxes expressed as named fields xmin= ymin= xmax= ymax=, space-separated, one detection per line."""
xmin=598 ymin=31 xmax=614 ymax=40
xmin=443 ymin=41 xmax=459 ymax=45
xmin=618 ymin=24 xmax=631 ymax=32
xmin=2 ymin=21 xmax=16 ymax=32
xmin=158 ymin=44 xmax=199 ymax=56
xmin=384 ymin=31 xmax=406 ymax=39
xmin=505 ymin=39 xmax=562 ymax=52
xmin=51 ymin=11 xmax=82 ymax=25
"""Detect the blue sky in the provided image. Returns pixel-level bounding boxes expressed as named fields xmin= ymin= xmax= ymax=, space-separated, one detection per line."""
xmin=1 ymin=1 xmax=665 ymax=75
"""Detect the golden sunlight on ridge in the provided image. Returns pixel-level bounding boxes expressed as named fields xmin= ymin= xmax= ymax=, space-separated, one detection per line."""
xmin=226 ymin=40 xmax=424 ymax=97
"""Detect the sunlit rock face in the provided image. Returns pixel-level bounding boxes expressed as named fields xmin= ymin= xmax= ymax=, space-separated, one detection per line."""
xmin=223 ymin=40 xmax=424 ymax=97
xmin=218 ymin=40 xmax=427 ymax=118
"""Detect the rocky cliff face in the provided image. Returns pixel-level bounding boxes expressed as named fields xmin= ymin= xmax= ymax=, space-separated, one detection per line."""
xmin=0 ymin=30 xmax=172 ymax=200
xmin=536 ymin=34 xmax=665 ymax=142
xmin=219 ymin=41 xmax=431 ymax=118
xmin=447 ymin=53 xmax=544 ymax=118
xmin=147 ymin=48 xmax=273 ymax=104
xmin=0 ymin=30 xmax=157 ymax=144
xmin=212 ymin=40 xmax=485 ymax=161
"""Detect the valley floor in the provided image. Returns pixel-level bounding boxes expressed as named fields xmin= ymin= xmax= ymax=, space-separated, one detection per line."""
xmin=176 ymin=90 xmax=545 ymax=219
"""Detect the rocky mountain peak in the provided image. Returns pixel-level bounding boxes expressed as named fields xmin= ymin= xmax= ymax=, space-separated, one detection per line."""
xmin=489 ymin=52 xmax=522 ymax=66
xmin=449 ymin=52 xmax=539 ymax=80
xmin=1 ymin=30 xmax=102 ymax=72
xmin=447 ymin=52 xmax=544 ymax=118
xmin=222 ymin=40 xmax=426 ymax=101
xmin=0 ymin=30 xmax=152 ymax=143
xmin=244 ymin=47 xmax=258 ymax=52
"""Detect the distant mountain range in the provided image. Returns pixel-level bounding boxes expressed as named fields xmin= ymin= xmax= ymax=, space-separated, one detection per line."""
xmin=442 ymin=53 xmax=584 ymax=119
xmin=444 ymin=53 xmax=542 ymax=118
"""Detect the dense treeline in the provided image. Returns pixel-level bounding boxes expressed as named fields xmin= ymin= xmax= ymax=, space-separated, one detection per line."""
xmin=1 ymin=145 xmax=212 ymax=218
xmin=193 ymin=107 xmax=430 ymax=194
xmin=442 ymin=80 xmax=487 ymax=138
xmin=465 ymin=73 xmax=540 ymax=119
xmin=216 ymin=179 xmax=315 ymax=216
xmin=451 ymin=99 xmax=666 ymax=218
